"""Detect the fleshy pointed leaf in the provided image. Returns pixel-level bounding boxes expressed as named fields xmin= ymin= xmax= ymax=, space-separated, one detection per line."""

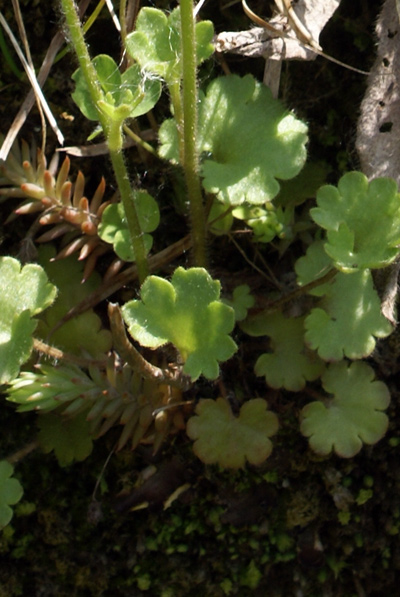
xmin=6 ymin=363 xmax=98 ymax=413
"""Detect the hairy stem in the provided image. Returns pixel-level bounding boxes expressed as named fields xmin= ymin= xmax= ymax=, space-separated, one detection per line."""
xmin=108 ymin=303 xmax=189 ymax=388
xmin=33 ymin=338 xmax=108 ymax=368
xmin=179 ymin=0 xmax=207 ymax=267
xmin=60 ymin=0 xmax=149 ymax=282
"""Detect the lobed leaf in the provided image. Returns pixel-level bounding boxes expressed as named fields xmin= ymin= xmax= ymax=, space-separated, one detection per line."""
xmin=160 ymin=74 xmax=308 ymax=206
xmin=0 ymin=461 xmax=24 ymax=529
xmin=98 ymin=192 xmax=159 ymax=261
xmin=186 ymin=397 xmax=279 ymax=468
xmin=37 ymin=412 xmax=93 ymax=467
xmin=301 ymin=361 xmax=390 ymax=457
xmin=36 ymin=246 xmax=112 ymax=357
xmin=311 ymin=172 xmax=400 ymax=271
xmin=242 ymin=311 xmax=325 ymax=391
xmin=296 ymin=242 xmax=392 ymax=360
xmin=72 ymin=55 xmax=161 ymax=125
xmin=122 ymin=267 xmax=237 ymax=380
xmin=0 ymin=257 xmax=57 ymax=384
xmin=125 ymin=7 xmax=214 ymax=84
xmin=223 ymin=284 xmax=255 ymax=322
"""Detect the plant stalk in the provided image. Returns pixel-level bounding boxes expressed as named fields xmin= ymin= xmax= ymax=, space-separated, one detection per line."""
xmin=60 ymin=0 xmax=149 ymax=282
xmin=179 ymin=0 xmax=207 ymax=267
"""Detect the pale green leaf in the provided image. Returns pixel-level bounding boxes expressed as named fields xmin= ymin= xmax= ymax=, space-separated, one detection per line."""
xmin=36 ymin=246 xmax=112 ymax=357
xmin=0 ymin=461 xmax=23 ymax=529
xmin=301 ymin=361 xmax=390 ymax=457
xmin=125 ymin=7 xmax=214 ymax=84
xmin=0 ymin=257 xmax=57 ymax=383
xmin=98 ymin=192 xmax=159 ymax=261
xmin=72 ymin=55 xmax=161 ymax=124
xmin=242 ymin=311 xmax=325 ymax=391
xmin=187 ymin=398 xmax=279 ymax=468
xmin=122 ymin=267 xmax=237 ymax=380
xmin=160 ymin=75 xmax=307 ymax=206
xmin=311 ymin=172 xmax=400 ymax=271
xmin=37 ymin=412 xmax=93 ymax=467
xmin=296 ymin=242 xmax=392 ymax=360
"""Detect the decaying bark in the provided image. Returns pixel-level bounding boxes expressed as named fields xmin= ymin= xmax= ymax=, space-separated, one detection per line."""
xmin=215 ymin=0 xmax=341 ymax=61
xmin=357 ymin=0 xmax=400 ymax=327
xmin=357 ymin=0 xmax=400 ymax=184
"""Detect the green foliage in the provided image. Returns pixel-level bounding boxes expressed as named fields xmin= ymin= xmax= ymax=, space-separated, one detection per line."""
xmin=0 ymin=461 xmax=23 ymax=529
xmin=122 ymin=267 xmax=237 ymax=380
xmin=98 ymin=191 xmax=160 ymax=261
xmin=242 ymin=311 xmax=325 ymax=391
xmin=36 ymin=246 xmax=112 ymax=357
xmin=0 ymin=257 xmax=57 ymax=384
xmin=223 ymin=284 xmax=255 ymax=322
xmin=300 ymin=361 xmax=390 ymax=457
xmin=296 ymin=242 xmax=392 ymax=360
xmin=0 ymin=0 xmax=398 ymax=497
xmin=125 ymin=7 xmax=214 ymax=85
xmin=233 ymin=204 xmax=294 ymax=243
xmin=6 ymin=358 xmax=171 ymax=452
xmin=72 ymin=54 xmax=161 ymax=126
xmin=6 ymin=363 xmax=98 ymax=413
xmin=186 ymin=398 xmax=279 ymax=468
xmin=37 ymin=412 xmax=93 ymax=466
xmin=311 ymin=172 xmax=400 ymax=272
xmin=159 ymin=74 xmax=308 ymax=206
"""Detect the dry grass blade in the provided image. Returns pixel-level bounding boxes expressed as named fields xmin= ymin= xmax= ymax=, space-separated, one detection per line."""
xmin=0 ymin=11 xmax=64 ymax=148
xmin=0 ymin=0 xmax=91 ymax=161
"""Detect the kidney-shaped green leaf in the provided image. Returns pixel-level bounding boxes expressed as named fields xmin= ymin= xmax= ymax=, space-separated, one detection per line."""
xmin=0 ymin=257 xmax=57 ymax=383
xmin=0 ymin=461 xmax=23 ymax=529
xmin=72 ymin=55 xmax=161 ymax=124
xmin=98 ymin=192 xmax=159 ymax=261
xmin=122 ymin=267 xmax=237 ymax=380
xmin=125 ymin=7 xmax=214 ymax=84
xmin=187 ymin=397 xmax=279 ymax=468
xmin=242 ymin=311 xmax=325 ymax=391
xmin=301 ymin=361 xmax=390 ymax=458
xmin=38 ymin=412 xmax=93 ymax=467
xmin=296 ymin=241 xmax=392 ymax=361
xmin=311 ymin=172 xmax=400 ymax=272
xmin=159 ymin=74 xmax=308 ymax=206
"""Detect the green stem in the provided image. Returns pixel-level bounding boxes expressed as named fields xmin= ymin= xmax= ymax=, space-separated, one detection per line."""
xmin=60 ymin=0 xmax=104 ymax=113
xmin=109 ymin=149 xmax=149 ymax=282
xmin=168 ymin=79 xmax=184 ymax=164
xmin=179 ymin=0 xmax=207 ymax=267
xmin=60 ymin=0 xmax=149 ymax=283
